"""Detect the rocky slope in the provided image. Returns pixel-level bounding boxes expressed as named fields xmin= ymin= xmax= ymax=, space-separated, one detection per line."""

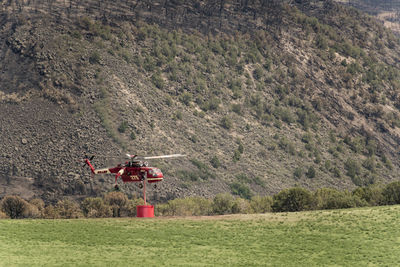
xmin=1 ymin=0 xmax=400 ymax=203
xmin=339 ymin=0 xmax=400 ymax=35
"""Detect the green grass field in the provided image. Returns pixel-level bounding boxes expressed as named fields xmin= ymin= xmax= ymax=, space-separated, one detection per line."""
xmin=1 ymin=205 xmax=399 ymax=266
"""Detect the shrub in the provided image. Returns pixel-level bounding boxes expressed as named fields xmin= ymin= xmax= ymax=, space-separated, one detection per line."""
xmin=121 ymin=198 xmax=145 ymax=217
xmin=352 ymin=185 xmax=383 ymax=206
xmin=231 ymin=103 xmax=242 ymax=115
xmin=55 ymin=199 xmax=83 ymax=219
xmin=234 ymin=198 xmax=251 ymax=214
xmin=272 ymin=187 xmax=313 ymax=212
xmin=301 ymin=133 xmax=312 ymax=143
xmin=175 ymin=111 xmax=183 ymax=120
xmin=315 ymin=34 xmax=328 ymax=50
xmin=313 ymin=188 xmax=365 ymax=210
xmin=212 ymin=194 xmax=238 ymax=215
xmin=306 ymin=166 xmax=316 ymax=178
xmin=151 ymin=73 xmax=165 ymax=89
xmin=179 ymin=92 xmax=192 ymax=106
xmin=89 ymin=51 xmax=101 ymax=64
xmin=201 ymin=97 xmax=220 ymax=111
xmin=1 ymin=195 xmax=28 ymax=219
xmin=382 ymin=181 xmax=400 ymax=205
xmin=221 ymin=116 xmax=233 ymax=130
xmin=237 ymin=142 xmax=244 ymax=154
xmin=156 ymin=197 xmax=212 ymax=216
xmin=29 ymin=198 xmax=45 ymax=211
xmin=345 ymin=158 xmax=361 ymax=180
xmin=81 ymin=197 xmax=112 ymax=218
xmin=118 ymin=121 xmax=128 ymax=133
xmin=233 ymin=149 xmax=241 ymax=162
xmin=253 ymin=66 xmax=264 ymax=80
xmin=230 ymin=182 xmax=252 ymax=200
xmin=42 ymin=205 xmax=59 ymax=219
xmin=249 ymin=196 xmax=273 ymax=213
xmin=23 ymin=203 xmax=41 ymax=218
xmin=210 ymin=155 xmax=221 ymax=168
xmin=0 ymin=210 xmax=8 ymax=219
xmin=104 ymin=191 xmax=128 ymax=217
xmin=293 ymin=167 xmax=303 ymax=179
xmin=362 ymin=157 xmax=376 ymax=172
xmin=382 ymin=154 xmax=393 ymax=170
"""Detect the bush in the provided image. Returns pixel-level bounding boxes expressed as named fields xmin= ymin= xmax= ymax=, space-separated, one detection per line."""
xmin=210 ymin=155 xmax=221 ymax=168
xmin=352 ymin=185 xmax=383 ymax=206
xmin=231 ymin=104 xmax=242 ymax=115
xmin=156 ymin=197 xmax=212 ymax=216
xmin=30 ymin=198 xmax=45 ymax=211
xmin=81 ymin=197 xmax=112 ymax=218
xmin=42 ymin=205 xmax=59 ymax=219
xmin=55 ymin=199 xmax=83 ymax=219
xmin=272 ymin=188 xmax=313 ymax=212
xmin=230 ymin=182 xmax=252 ymax=200
xmin=313 ymin=188 xmax=365 ymax=210
xmin=345 ymin=158 xmax=361 ymax=180
xmin=234 ymin=198 xmax=251 ymax=214
xmin=253 ymin=66 xmax=264 ymax=80
xmin=1 ymin=195 xmax=29 ymax=219
xmin=249 ymin=196 xmax=273 ymax=213
xmin=212 ymin=194 xmax=239 ymax=215
xmin=201 ymin=97 xmax=220 ymax=111
xmin=293 ymin=167 xmax=303 ymax=179
xmin=151 ymin=73 xmax=165 ymax=89
xmin=23 ymin=203 xmax=41 ymax=218
xmin=233 ymin=149 xmax=241 ymax=162
xmin=118 ymin=121 xmax=128 ymax=133
xmin=382 ymin=181 xmax=400 ymax=205
xmin=121 ymin=198 xmax=145 ymax=217
xmin=104 ymin=191 xmax=128 ymax=217
xmin=306 ymin=166 xmax=316 ymax=178
xmin=221 ymin=116 xmax=233 ymax=130
xmin=0 ymin=210 xmax=8 ymax=219
xmin=179 ymin=92 xmax=192 ymax=106
xmin=89 ymin=51 xmax=101 ymax=64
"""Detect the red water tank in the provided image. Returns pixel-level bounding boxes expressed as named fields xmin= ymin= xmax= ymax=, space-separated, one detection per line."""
xmin=136 ymin=205 xmax=154 ymax=217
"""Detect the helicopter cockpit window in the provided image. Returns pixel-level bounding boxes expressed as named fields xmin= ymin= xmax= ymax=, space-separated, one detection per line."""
xmin=148 ymin=168 xmax=161 ymax=175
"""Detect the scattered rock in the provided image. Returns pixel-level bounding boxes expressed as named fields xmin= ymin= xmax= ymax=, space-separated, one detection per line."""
xmin=21 ymin=138 xmax=28 ymax=144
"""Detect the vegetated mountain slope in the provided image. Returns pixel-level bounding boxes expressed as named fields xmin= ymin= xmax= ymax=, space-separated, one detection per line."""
xmin=1 ymin=0 xmax=400 ymax=203
xmin=339 ymin=0 xmax=400 ymax=35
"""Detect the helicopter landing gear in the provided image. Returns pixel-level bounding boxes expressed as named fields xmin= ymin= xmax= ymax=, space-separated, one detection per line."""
xmin=114 ymin=184 xmax=120 ymax=191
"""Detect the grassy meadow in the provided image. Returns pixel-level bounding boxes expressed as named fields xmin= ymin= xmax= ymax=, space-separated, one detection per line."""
xmin=0 ymin=205 xmax=399 ymax=266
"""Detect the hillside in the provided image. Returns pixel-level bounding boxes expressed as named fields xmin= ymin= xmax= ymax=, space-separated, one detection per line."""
xmin=1 ymin=0 xmax=400 ymax=203
xmin=339 ymin=0 xmax=400 ymax=35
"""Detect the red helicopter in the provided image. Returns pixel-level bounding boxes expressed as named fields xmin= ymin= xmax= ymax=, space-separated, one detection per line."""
xmin=83 ymin=153 xmax=185 ymax=190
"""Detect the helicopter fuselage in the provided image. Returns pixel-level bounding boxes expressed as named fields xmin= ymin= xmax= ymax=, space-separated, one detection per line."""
xmin=86 ymin=159 xmax=163 ymax=183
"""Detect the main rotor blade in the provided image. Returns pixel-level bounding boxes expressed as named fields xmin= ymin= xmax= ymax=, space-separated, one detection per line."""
xmin=143 ymin=154 xmax=186 ymax=160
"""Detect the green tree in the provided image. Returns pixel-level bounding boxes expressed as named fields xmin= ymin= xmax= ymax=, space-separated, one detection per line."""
xmin=272 ymin=187 xmax=313 ymax=212
xmin=230 ymin=182 xmax=252 ymax=200
xmin=210 ymin=155 xmax=220 ymax=168
xmin=382 ymin=182 xmax=400 ymax=205
xmin=212 ymin=194 xmax=238 ymax=215
xmin=306 ymin=166 xmax=316 ymax=178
